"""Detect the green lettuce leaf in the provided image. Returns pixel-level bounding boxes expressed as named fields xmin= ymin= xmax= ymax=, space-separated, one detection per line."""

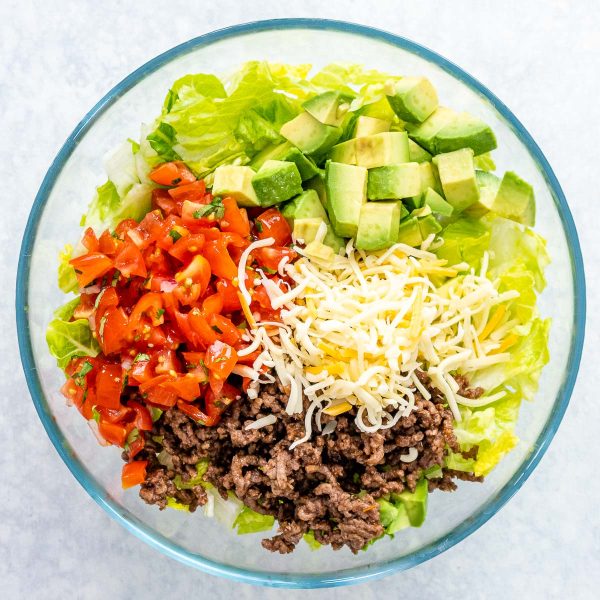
xmin=82 ymin=180 xmax=120 ymax=227
xmin=46 ymin=301 xmax=100 ymax=370
xmin=57 ymin=244 xmax=78 ymax=293
xmin=174 ymin=458 xmax=211 ymax=490
xmin=166 ymin=497 xmax=190 ymax=511
xmin=473 ymin=430 xmax=518 ymax=477
xmin=232 ymin=506 xmax=275 ymax=535
xmin=474 ymin=152 xmax=496 ymax=172
xmin=435 ymin=217 xmax=490 ymax=268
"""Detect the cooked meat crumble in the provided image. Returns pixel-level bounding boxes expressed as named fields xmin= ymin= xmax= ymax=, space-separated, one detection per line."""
xmin=133 ymin=375 xmax=483 ymax=553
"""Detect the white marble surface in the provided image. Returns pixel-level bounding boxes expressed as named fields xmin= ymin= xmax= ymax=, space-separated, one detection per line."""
xmin=1 ymin=1 xmax=598 ymax=597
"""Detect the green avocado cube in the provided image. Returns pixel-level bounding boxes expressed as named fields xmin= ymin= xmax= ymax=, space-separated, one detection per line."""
xmin=280 ymin=112 xmax=342 ymax=158
xmin=434 ymin=112 xmax=498 ymax=156
xmin=303 ymin=91 xmax=348 ymax=126
xmin=406 ymin=106 xmax=457 ymax=153
xmin=424 ymin=187 xmax=454 ymax=217
xmin=329 ymin=138 xmax=357 ymax=164
xmin=385 ymin=77 xmax=439 ymax=123
xmin=355 ymin=201 xmax=402 ymax=251
xmin=367 ymin=163 xmax=421 ymax=200
xmin=304 ymin=174 xmax=328 ymax=210
xmin=330 ymin=132 xmax=410 ymax=169
xmin=408 ymin=139 xmax=432 ymax=163
xmin=212 ymin=165 xmax=259 ymax=207
xmin=325 ymin=162 xmax=367 ymax=238
xmin=492 ymin=171 xmax=535 ymax=226
xmin=397 ymin=216 xmax=423 ymax=247
xmin=353 ymin=115 xmax=391 ymax=138
xmin=293 ymin=218 xmax=344 ymax=253
xmin=418 ymin=214 xmax=442 ymax=238
xmin=391 ymin=478 xmax=428 ymax=527
xmin=250 ymin=142 xmax=319 ymax=181
xmin=465 ymin=170 xmax=501 ymax=218
xmin=432 ymin=148 xmax=479 ymax=212
xmin=251 ymin=160 xmax=303 ymax=207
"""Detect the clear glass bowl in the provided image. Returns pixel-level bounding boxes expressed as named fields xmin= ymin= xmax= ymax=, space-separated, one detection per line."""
xmin=16 ymin=19 xmax=585 ymax=588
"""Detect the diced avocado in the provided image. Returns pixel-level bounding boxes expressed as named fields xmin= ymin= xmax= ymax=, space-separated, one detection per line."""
xmin=424 ymin=187 xmax=454 ymax=217
xmin=391 ymin=479 xmax=428 ymax=527
xmin=250 ymin=142 xmax=319 ymax=181
xmin=418 ymin=161 xmax=443 ymax=195
xmin=432 ymin=148 xmax=479 ymax=212
xmin=465 ymin=170 xmax=501 ymax=218
xmin=305 ymin=240 xmax=336 ymax=261
xmin=353 ymin=116 xmax=391 ymax=138
xmin=251 ymin=160 xmax=303 ymax=207
xmin=355 ymin=132 xmax=410 ymax=168
xmin=281 ymin=189 xmax=327 ymax=226
xmin=367 ymin=163 xmax=421 ymax=200
xmin=325 ymin=162 xmax=367 ymax=238
xmin=492 ymin=171 xmax=535 ymax=226
xmin=292 ymin=217 xmax=344 ymax=253
xmin=360 ymin=96 xmax=397 ymax=122
xmin=396 ymin=216 xmax=423 ymax=247
xmin=280 ymin=112 xmax=342 ymax=158
xmin=212 ymin=165 xmax=259 ymax=207
xmin=406 ymin=106 xmax=457 ymax=153
xmin=330 ymin=132 xmax=410 ymax=169
xmin=411 ymin=206 xmax=433 ymax=218
xmin=356 ymin=201 xmax=402 ymax=251
xmin=330 ymin=139 xmax=357 ymax=164
xmin=386 ymin=502 xmax=411 ymax=535
xmin=385 ymin=77 xmax=439 ymax=123
xmin=304 ymin=174 xmax=328 ymax=210
xmin=418 ymin=214 xmax=442 ymax=238
xmin=303 ymin=91 xmax=348 ymax=127
xmin=434 ymin=112 xmax=497 ymax=156
xmin=408 ymin=139 xmax=432 ymax=163
xmin=400 ymin=203 xmax=410 ymax=221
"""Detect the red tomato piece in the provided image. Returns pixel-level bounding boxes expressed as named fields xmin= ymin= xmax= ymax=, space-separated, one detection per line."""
xmin=96 ymin=405 xmax=132 ymax=424
xmin=255 ymin=208 xmax=292 ymax=246
xmin=216 ymin=278 xmax=242 ymax=312
xmin=70 ymin=252 xmax=114 ymax=287
xmin=176 ymin=400 xmax=211 ymax=424
xmin=121 ymin=460 xmax=148 ymax=488
xmin=129 ymin=293 xmax=164 ymax=330
xmin=98 ymin=229 xmax=120 ymax=255
xmin=204 ymin=340 xmax=238 ymax=380
xmin=203 ymin=238 xmax=238 ymax=280
xmin=95 ymin=363 xmax=123 ymax=409
xmin=127 ymin=400 xmax=153 ymax=431
xmin=221 ymin=197 xmax=250 ymax=237
xmin=168 ymin=233 xmax=205 ymax=262
xmin=168 ymin=180 xmax=206 ymax=202
xmin=253 ymin=247 xmax=296 ymax=272
xmin=127 ymin=434 xmax=145 ymax=460
xmin=209 ymin=313 xmax=242 ymax=346
xmin=99 ymin=420 xmax=128 ymax=446
xmin=99 ymin=307 xmax=129 ymax=355
xmin=188 ymin=308 xmax=218 ymax=348
xmin=153 ymin=348 xmax=182 ymax=375
xmin=175 ymin=255 xmax=211 ymax=293
xmin=114 ymin=242 xmax=148 ymax=279
xmin=149 ymin=161 xmax=196 ymax=187
xmin=152 ymin=188 xmax=179 ymax=216
xmin=165 ymin=374 xmax=201 ymax=402
xmin=82 ymin=227 xmax=100 ymax=252
xmin=202 ymin=293 xmax=223 ymax=316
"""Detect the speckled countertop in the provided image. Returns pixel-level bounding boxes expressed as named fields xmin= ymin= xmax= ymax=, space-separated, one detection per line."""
xmin=1 ymin=1 xmax=598 ymax=598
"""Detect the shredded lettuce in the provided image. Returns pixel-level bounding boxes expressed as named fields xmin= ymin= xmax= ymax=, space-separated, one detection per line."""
xmin=57 ymin=244 xmax=78 ymax=293
xmin=474 ymin=152 xmax=496 ymax=172
xmin=232 ymin=506 xmax=275 ymax=535
xmin=436 ymin=217 xmax=490 ymax=268
xmin=46 ymin=301 xmax=100 ymax=370
xmin=166 ymin=497 xmax=190 ymax=511
xmin=173 ymin=458 xmax=211 ymax=490
xmin=303 ymin=531 xmax=322 ymax=551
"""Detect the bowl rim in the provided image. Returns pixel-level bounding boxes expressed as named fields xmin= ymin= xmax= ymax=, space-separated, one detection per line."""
xmin=16 ymin=18 xmax=586 ymax=589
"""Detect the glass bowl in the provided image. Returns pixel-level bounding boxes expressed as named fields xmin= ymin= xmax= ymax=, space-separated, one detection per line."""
xmin=16 ymin=19 xmax=585 ymax=588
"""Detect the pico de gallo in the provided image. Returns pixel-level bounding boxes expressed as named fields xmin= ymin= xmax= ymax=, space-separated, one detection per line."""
xmin=61 ymin=160 xmax=296 ymax=489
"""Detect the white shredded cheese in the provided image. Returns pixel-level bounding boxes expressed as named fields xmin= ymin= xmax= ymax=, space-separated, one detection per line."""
xmin=245 ymin=414 xmax=277 ymax=430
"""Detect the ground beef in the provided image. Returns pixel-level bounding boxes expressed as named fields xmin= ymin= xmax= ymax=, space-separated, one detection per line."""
xmin=137 ymin=374 xmax=483 ymax=554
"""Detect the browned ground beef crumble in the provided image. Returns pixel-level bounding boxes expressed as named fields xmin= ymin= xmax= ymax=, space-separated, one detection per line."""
xmin=133 ymin=373 xmax=484 ymax=553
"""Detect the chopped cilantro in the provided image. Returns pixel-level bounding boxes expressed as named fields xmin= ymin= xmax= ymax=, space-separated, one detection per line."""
xmin=91 ymin=406 xmax=101 ymax=423
xmin=133 ymin=353 xmax=150 ymax=363
xmin=255 ymin=220 xmax=263 ymax=233
xmin=193 ymin=197 xmax=225 ymax=219
xmin=169 ymin=229 xmax=182 ymax=242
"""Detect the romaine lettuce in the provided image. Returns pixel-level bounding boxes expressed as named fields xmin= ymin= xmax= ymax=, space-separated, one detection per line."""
xmin=232 ymin=505 xmax=275 ymax=534
xmin=57 ymin=244 xmax=78 ymax=294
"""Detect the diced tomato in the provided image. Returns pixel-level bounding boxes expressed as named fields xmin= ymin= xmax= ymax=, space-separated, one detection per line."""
xmin=168 ymin=233 xmax=205 ymax=262
xmin=129 ymin=358 xmax=153 ymax=385
xmin=203 ymin=238 xmax=238 ymax=280
xmin=114 ymin=219 xmax=139 ymax=239
xmin=181 ymin=200 xmax=209 ymax=225
xmin=127 ymin=400 xmax=153 ymax=431
xmin=98 ymin=229 xmax=120 ymax=255
xmin=96 ymin=405 xmax=132 ymax=424
xmin=149 ymin=161 xmax=196 ymax=187
xmin=175 ymin=255 xmax=211 ymax=293
xmin=221 ymin=197 xmax=250 ymax=237
xmin=99 ymin=420 xmax=128 ymax=446
xmin=176 ymin=400 xmax=211 ymax=424
xmin=202 ymin=383 xmax=240 ymax=425
xmin=251 ymin=282 xmax=273 ymax=311
xmin=114 ymin=242 xmax=148 ymax=279
xmin=145 ymin=384 xmax=178 ymax=408
xmin=188 ymin=308 xmax=218 ymax=348
xmin=216 ymin=278 xmax=242 ymax=312
xmin=94 ymin=287 xmax=119 ymax=330
xmin=127 ymin=210 xmax=164 ymax=249
xmin=209 ymin=313 xmax=242 ymax=346
xmin=165 ymin=374 xmax=201 ymax=402
xmin=205 ymin=340 xmax=237 ymax=380
xmin=253 ymin=247 xmax=297 ymax=272
xmin=121 ymin=460 xmax=148 ymax=488
xmin=152 ymin=188 xmax=179 ymax=216
xmin=153 ymin=348 xmax=182 ymax=375
xmin=255 ymin=208 xmax=292 ymax=246
xmin=70 ymin=252 xmax=114 ymax=287
xmin=202 ymin=293 xmax=223 ymax=316
xmin=99 ymin=307 xmax=129 ymax=355
xmin=168 ymin=180 xmax=206 ymax=202
xmin=129 ymin=293 xmax=164 ymax=330
xmin=82 ymin=227 xmax=100 ymax=252
xmin=60 ymin=378 xmax=85 ymax=407
xmin=127 ymin=434 xmax=145 ymax=460
xmin=95 ymin=363 xmax=123 ymax=409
